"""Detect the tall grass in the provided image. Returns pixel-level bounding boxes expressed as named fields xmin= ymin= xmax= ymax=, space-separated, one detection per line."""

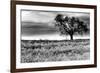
xmin=21 ymin=39 xmax=90 ymax=63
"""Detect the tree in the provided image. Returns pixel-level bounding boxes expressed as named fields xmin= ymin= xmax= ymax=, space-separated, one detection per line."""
xmin=55 ymin=14 xmax=88 ymax=40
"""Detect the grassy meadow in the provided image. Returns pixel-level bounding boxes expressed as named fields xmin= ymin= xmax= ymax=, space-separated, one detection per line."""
xmin=21 ymin=39 xmax=90 ymax=63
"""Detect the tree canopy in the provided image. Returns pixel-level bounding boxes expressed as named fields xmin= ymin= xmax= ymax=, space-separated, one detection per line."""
xmin=55 ymin=14 xmax=89 ymax=40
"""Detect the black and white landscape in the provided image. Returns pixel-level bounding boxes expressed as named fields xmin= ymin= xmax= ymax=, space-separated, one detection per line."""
xmin=21 ymin=10 xmax=90 ymax=63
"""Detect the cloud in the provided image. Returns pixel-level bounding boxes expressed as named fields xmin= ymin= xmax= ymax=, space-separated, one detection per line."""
xmin=22 ymin=10 xmax=89 ymax=23
xmin=21 ymin=10 xmax=90 ymax=36
xmin=21 ymin=22 xmax=58 ymax=36
xmin=22 ymin=10 xmax=56 ymax=23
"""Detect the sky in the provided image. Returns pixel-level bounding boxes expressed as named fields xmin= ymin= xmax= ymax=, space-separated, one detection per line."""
xmin=21 ymin=10 xmax=90 ymax=40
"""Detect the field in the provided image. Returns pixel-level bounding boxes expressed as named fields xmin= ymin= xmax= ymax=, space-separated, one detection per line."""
xmin=21 ymin=39 xmax=90 ymax=63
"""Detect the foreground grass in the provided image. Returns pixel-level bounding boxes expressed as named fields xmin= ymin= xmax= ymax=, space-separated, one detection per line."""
xmin=21 ymin=39 xmax=90 ymax=63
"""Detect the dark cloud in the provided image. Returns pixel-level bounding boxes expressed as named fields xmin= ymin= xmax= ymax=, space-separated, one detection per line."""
xmin=21 ymin=22 xmax=58 ymax=36
xmin=79 ymin=16 xmax=90 ymax=24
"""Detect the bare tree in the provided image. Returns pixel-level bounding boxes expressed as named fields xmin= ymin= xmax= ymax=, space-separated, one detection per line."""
xmin=55 ymin=14 xmax=89 ymax=40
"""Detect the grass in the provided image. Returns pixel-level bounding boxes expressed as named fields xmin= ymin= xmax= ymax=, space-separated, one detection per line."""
xmin=21 ymin=39 xmax=90 ymax=63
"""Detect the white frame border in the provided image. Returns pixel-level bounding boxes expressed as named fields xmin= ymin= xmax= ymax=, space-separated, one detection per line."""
xmin=16 ymin=5 xmax=94 ymax=69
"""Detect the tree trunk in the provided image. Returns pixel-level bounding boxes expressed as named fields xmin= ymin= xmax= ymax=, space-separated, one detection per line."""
xmin=70 ymin=34 xmax=73 ymax=40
